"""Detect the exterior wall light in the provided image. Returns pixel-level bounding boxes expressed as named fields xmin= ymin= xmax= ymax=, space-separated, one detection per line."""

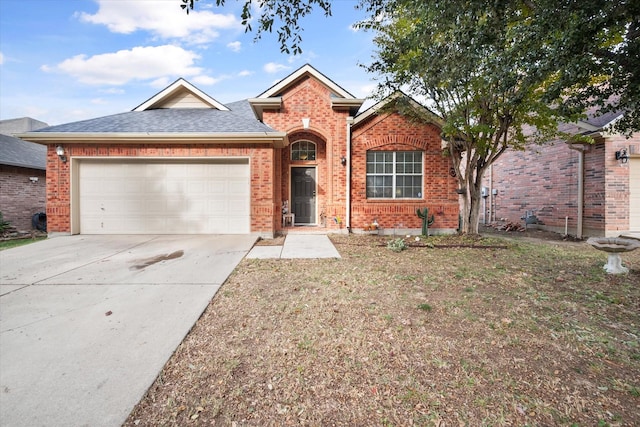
xmin=56 ymin=145 xmax=67 ymax=163
xmin=615 ymin=148 xmax=629 ymax=164
xmin=340 ymin=156 xmax=347 ymax=166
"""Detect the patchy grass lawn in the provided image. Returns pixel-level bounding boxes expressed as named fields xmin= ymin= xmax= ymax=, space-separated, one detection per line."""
xmin=0 ymin=236 xmax=46 ymax=251
xmin=125 ymin=234 xmax=640 ymax=427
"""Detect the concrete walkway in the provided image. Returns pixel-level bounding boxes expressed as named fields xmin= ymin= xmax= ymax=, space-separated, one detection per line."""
xmin=246 ymin=234 xmax=341 ymax=259
xmin=0 ymin=235 xmax=256 ymax=427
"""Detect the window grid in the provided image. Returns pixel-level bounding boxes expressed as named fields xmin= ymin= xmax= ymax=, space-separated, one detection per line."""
xmin=291 ymin=141 xmax=316 ymax=161
xmin=366 ymin=151 xmax=423 ymax=199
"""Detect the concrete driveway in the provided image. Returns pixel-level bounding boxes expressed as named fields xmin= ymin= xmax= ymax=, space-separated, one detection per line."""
xmin=0 ymin=234 xmax=256 ymax=427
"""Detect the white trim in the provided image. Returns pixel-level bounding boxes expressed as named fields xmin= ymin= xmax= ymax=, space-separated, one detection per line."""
xmin=247 ymin=97 xmax=282 ymax=121
xmin=365 ymin=150 xmax=425 ymax=200
xmin=290 ymin=140 xmax=317 ymax=161
xmin=133 ymin=78 xmax=229 ymax=111
xmin=258 ymin=64 xmax=356 ymax=100
xmin=72 ymin=156 xmax=251 ymax=235
xmin=18 ymin=132 xmax=289 ymax=147
xmin=353 ymin=91 xmax=444 ymax=127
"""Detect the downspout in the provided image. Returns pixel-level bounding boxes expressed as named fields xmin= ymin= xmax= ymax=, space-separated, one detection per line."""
xmin=577 ymin=149 xmax=584 ymax=239
xmin=488 ymin=164 xmax=493 ymax=222
xmin=568 ymin=143 xmax=588 ymax=239
xmin=346 ymin=116 xmax=354 ymax=232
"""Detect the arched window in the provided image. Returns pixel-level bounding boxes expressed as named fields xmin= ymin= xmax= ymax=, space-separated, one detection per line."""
xmin=291 ymin=140 xmax=316 ymax=161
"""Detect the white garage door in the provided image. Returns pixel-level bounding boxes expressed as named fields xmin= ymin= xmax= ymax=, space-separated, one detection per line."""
xmin=631 ymin=157 xmax=640 ymax=232
xmin=78 ymin=159 xmax=250 ymax=234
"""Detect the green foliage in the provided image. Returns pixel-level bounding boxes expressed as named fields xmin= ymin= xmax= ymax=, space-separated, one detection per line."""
xmin=356 ymin=0 xmax=640 ymax=233
xmin=181 ymin=0 xmax=638 ymax=233
xmin=0 ymin=212 xmax=11 ymax=234
xmin=180 ymin=0 xmax=332 ymax=54
xmin=417 ymin=303 xmax=432 ymax=312
xmin=387 ymin=238 xmax=407 ymax=252
xmin=182 ymin=0 xmax=638 ymax=135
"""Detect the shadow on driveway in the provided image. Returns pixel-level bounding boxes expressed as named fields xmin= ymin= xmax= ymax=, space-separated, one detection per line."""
xmin=0 ymin=235 xmax=256 ymax=427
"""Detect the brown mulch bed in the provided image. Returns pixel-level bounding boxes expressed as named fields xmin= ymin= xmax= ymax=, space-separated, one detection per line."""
xmin=125 ymin=233 xmax=640 ymax=426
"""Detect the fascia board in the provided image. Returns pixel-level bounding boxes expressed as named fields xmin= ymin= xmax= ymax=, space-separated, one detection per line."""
xmin=133 ymin=78 xmax=229 ymax=112
xmin=248 ymin=97 xmax=283 ymax=120
xmin=258 ymin=64 xmax=355 ymax=99
xmin=331 ymin=98 xmax=365 ymax=109
xmin=353 ymin=92 xmax=444 ymax=128
xmin=18 ymin=132 xmax=288 ymax=147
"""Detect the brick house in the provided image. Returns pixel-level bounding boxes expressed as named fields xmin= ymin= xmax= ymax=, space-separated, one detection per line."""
xmin=481 ymin=112 xmax=640 ymax=237
xmin=0 ymin=118 xmax=48 ymax=232
xmin=19 ymin=65 xmax=459 ymax=237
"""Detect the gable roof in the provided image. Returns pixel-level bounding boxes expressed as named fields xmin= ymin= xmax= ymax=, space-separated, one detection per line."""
xmin=19 ymin=82 xmax=288 ymax=147
xmin=133 ymin=78 xmax=229 ymax=111
xmin=258 ymin=64 xmax=356 ymax=99
xmin=0 ymin=133 xmax=46 ymax=170
xmin=353 ymin=91 xmax=444 ymax=128
xmin=249 ymin=64 xmax=365 ymax=120
xmin=19 ymin=105 xmax=287 ymax=146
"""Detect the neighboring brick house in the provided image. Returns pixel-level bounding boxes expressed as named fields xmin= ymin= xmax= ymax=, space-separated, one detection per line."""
xmin=0 ymin=118 xmax=48 ymax=232
xmin=481 ymin=112 xmax=640 ymax=237
xmin=19 ymin=65 xmax=458 ymax=237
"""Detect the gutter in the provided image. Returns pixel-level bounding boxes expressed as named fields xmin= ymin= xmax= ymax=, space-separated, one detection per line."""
xmin=17 ymin=132 xmax=290 ymax=148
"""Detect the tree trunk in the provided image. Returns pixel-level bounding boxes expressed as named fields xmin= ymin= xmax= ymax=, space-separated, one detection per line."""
xmin=458 ymin=165 xmax=486 ymax=235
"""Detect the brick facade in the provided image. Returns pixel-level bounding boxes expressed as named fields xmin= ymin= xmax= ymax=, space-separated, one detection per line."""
xmin=0 ymin=165 xmax=46 ymax=231
xmin=38 ymin=68 xmax=462 ymax=236
xmin=482 ymin=134 xmax=639 ymax=237
xmin=263 ymin=76 xmax=350 ymax=232
xmin=45 ymin=144 xmax=276 ymax=234
xmin=351 ymin=113 xmax=459 ymax=233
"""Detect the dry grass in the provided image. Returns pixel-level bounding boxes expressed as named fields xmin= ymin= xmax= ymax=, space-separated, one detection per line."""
xmin=125 ymin=233 xmax=640 ymax=426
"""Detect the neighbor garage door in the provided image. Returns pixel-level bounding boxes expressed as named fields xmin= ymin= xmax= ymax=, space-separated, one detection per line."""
xmin=631 ymin=157 xmax=640 ymax=232
xmin=78 ymin=159 xmax=250 ymax=234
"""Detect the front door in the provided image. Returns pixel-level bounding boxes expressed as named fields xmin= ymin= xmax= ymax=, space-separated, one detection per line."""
xmin=292 ymin=167 xmax=316 ymax=224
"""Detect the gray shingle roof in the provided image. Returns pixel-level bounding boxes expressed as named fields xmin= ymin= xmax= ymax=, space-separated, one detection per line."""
xmin=0 ymin=133 xmax=47 ymax=169
xmin=0 ymin=117 xmax=48 ymax=135
xmin=33 ymin=102 xmax=273 ymax=134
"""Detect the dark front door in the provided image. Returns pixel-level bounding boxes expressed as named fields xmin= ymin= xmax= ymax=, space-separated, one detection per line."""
xmin=292 ymin=167 xmax=316 ymax=224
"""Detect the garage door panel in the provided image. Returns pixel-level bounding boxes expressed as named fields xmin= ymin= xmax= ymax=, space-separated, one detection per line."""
xmin=79 ymin=160 xmax=250 ymax=234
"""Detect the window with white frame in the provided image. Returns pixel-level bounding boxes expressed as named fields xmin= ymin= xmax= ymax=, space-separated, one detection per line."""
xmin=366 ymin=151 xmax=423 ymax=198
xmin=291 ymin=140 xmax=316 ymax=161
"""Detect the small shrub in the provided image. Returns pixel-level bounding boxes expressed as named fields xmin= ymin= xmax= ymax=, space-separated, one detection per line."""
xmin=387 ymin=238 xmax=407 ymax=252
xmin=417 ymin=303 xmax=433 ymax=312
xmin=0 ymin=212 xmax=11 ymax=234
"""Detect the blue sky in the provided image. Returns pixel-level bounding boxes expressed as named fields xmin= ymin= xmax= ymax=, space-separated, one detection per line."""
xmin=0 ymin=0 xmax=377 ymax=126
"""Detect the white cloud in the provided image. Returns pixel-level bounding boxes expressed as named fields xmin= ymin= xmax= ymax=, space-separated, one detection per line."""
xmin=150 ymin=77 xmax=171 ymax=89
xmin=43 ymin=45 xmax=203 ymax=85
xmin=99 ymin=87 xmax=125 ymax=95
xmin=355 ymin=83 xmax=377 ymax=98
xmin=77 ymin=0 xmax=240 ymax=44
xmin=91 ymin=98 xmax=108 ymax=105
xmin=192 ymin=75 xmax=223 ymax=86
xmin=263 ymin=62 xmax=290 ymax=74
xmin=227 ymin=41 xmax=242 ymax=52
xmin=0 ymin=52 xmax=4 ymax=65
xmin=238 ymin=70 xmax=253 ymax=77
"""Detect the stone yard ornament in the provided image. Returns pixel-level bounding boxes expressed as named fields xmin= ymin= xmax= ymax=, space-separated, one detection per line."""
xmin=587 ymin=237 xmax=640 ymax=274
